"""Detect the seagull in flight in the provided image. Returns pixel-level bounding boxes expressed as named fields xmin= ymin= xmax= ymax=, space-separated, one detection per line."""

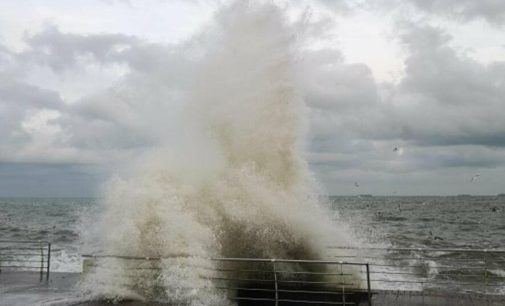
xmin=393 ymin=147 xmax=404 ymax=155
xmin=470 ymin=174 xmax=481 ymax=182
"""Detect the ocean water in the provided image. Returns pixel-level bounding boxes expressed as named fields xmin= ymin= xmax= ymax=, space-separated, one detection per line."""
xmin=1 ymin=195 xmax=504 ymax=273
xmin=0 ymin=197 xmax=93 ymax=272
xmin=330 ymin=195 xmax=505 ymax=249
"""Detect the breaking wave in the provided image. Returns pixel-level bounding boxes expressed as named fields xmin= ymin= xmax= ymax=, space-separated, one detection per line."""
xmin=80 ymin=2 xmax=357 ymax=304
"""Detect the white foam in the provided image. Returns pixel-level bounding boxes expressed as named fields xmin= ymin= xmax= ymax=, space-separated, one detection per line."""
xmin=80 ymin=2 xmax=357 ymax=303
xmin=50 ymin=249 xmax=81 ymax=273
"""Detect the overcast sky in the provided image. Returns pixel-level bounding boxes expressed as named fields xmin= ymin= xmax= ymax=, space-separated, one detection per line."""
xmin=0 ymin=0 xmax=504 ymax=197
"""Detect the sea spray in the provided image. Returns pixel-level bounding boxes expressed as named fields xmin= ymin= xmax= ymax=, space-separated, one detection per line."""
xmin=80 ymin=2 xmax=358 ymax=304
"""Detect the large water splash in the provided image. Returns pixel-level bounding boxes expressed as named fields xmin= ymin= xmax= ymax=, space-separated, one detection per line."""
xmin=81 ymin=2 xmax=356 ymax=304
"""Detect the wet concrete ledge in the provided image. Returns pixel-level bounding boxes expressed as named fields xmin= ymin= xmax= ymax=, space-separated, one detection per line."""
xmin=1 ymin=272 xmax=505 ymax=305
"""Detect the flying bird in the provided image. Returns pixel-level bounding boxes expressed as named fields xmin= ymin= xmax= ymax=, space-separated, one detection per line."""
xmin=393 ymin=147 xmax=404 ymax=155
xmin=470 ymin=174 xmax=481 ymax=182
xmin=354 ymin=182 xmax=359 ymax=188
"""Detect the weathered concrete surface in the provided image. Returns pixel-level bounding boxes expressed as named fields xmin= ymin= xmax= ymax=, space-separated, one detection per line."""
xmin=0 ymin=271 xmax=81 ymax=305
xmin=1 ymin=272 xmax=505 ymax=305
xmin=371 ymin=290 xmax=505 ymax=306
xmin=0 ymin=272 xmax=170 ymax=305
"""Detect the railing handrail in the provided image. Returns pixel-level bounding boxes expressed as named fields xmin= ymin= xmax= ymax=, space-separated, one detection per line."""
xmin=327 ymin=245 xmax=505 ymax=294
xmin=212 ymin=258 xmax=367 ymax=266
xmin=82 ymin=254 xmax=367 ymax=266
xmin=82 ymin=254 xmax=372 ymax=305
xmin=81 ymin=246 xmax=505 ymax=298
xmin=328 ymin=246 xmax=505 ymax=253
xmin=0 ymin=240 xmax=51 ymax=280
xmin=82 ymin=254 xmax=188 ymax=260
xmin=0 ymin=240 xmax=51 ymax=244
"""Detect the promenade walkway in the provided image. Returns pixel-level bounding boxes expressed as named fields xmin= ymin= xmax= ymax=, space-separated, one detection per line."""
xmin=2 ymin=272 xmax=505 ymax=306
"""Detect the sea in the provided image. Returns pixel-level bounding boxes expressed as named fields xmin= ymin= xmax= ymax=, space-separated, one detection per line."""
xmin=1 ymin=195 xmax=505 ymax=293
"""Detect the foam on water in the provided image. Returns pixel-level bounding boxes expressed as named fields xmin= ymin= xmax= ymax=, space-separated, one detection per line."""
xmin=80 ymin=2 xmax=357 ymax=304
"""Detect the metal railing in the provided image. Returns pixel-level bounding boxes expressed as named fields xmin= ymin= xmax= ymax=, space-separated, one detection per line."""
xmin=0 ymin=240 xmax=51 ymax=281
xmin=328 ymin=246 xmax=505 ymax=295
xmin=211 ymin=258 xmax=371 ymax=305
xmin=82 ymin=255 xmax=372 ymax=305
xmin=81 ymin=246 xmax=505 ymax=303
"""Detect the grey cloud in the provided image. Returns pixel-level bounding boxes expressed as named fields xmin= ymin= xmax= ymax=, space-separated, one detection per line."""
xmin=324 ymin=23 xmax=505 ymax=148
xmin=0 ymin=77 xmax=64 ymax=109
xmin=407 ymin=0 xmax=505 ymax=25
xmin=1 ymin=4 xmax=505 ymax=196
xmin=415 ymin=151 xmax=505 ymax=169
xmin=302 ymin=22 xmax=505 ymax=184
xmin=398 ymin=145 xmax=505 ymax=171
xmin=357 ymin=0 xmax=505 ymax=25
xmin=22 ymin=25 xmax=140 ymax=72
xmin=318 ymin=0 xmax=505 ymax=25
xmin=21 ymin=25 xmax=197 ymax=82
xmin=0 ymin=45 xmax=12 ymax=71
xmin=399 ymin=24 xmax=504 ymax=107
xmin=389 ymin=24 xmax=505 ymax=146
xmin=59 ymin=64 xmax=193 ymax=151
xmin=21 ymin=26 xmax=196 ymax=89
xmin=298 ymin=49 xmax=379 ymax=111
xmin=0 ymin=44 xmax=25 ymax=78
xmin=0 ymin=77 xmax=65 ymax=149
xmin=414 ymin=133 xmax=505 ymax=148
xmin=314 ymin=0 xmax=351 ymax=14
xmin=0 ymin=27 xmax=197 ymax=156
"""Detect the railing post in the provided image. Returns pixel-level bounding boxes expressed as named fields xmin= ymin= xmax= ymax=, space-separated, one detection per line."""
xmin=340 ymin=263 xmax=346 ymax=306
xmin=46 ymin=242 xmax=51 ymax=281
xmin=421 ymin=253 xmax=425 ymax=295
xmin=366 ymin=263 xmax=372 ymax=306
xmin=39 ymin=241 xmax=44 ymax=281
xmin=272 ymin=259 xmax=278 ymax=306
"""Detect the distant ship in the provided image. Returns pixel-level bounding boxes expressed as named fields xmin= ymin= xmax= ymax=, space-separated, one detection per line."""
xmin=456 ymin=194 xmax=472 ymax=197
xmin=358 ymin=194 xmax=373 ymax=198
